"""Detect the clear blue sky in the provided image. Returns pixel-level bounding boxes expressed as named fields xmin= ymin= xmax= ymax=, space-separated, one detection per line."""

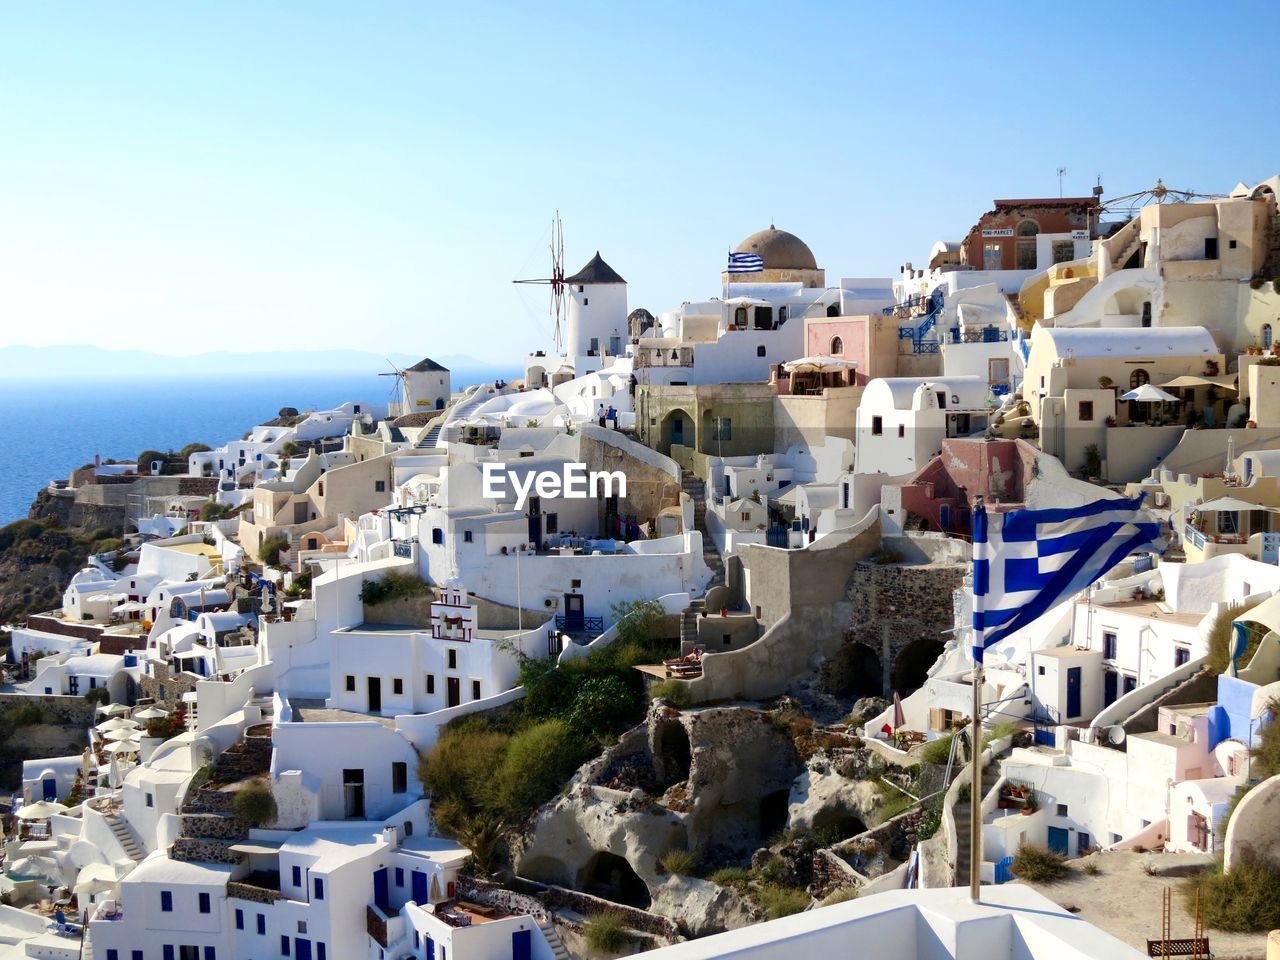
xmin=2 ymin=1 xmax=1275 ymax=361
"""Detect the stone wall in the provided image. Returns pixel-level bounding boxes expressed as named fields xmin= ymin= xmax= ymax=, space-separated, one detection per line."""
xmin=138 ymin=661 xmax=198 ymax=711
xmin=0 ymin=693 xmax=96 ymax=790
xmin=0 ymin=693 xmax=97 ymax=727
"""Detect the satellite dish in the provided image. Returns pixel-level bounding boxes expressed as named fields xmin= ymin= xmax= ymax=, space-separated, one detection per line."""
xmin=1107 ymin=726 xmax=1126 ymax=745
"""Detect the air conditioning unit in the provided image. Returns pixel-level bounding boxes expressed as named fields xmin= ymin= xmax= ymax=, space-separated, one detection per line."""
xmin=1153 ymin=492 xmax=1170 ymax=508
xmin=1079 ymin=728 xmax=1097 ymax=744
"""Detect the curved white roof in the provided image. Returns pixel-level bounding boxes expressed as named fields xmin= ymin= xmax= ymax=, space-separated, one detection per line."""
xmin=865 ymin=375 xmax=987 ymax=410
xmin=1039 ymin=326 xmax=1218 ymax=358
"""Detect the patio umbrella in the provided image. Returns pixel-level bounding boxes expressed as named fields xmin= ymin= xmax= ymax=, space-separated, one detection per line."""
xmin=103 ymin=741 xmax=138 ymax=756
xmin=16 ymin=800 xmax=67 ymax=820
xmin=108 ymin=753 xmax=121 ymax=791
xmin=95 ymin=717 xmax=138 ymax=733
xmin=1193 ymin=497 xmax=1280 ymax=513
xmin=132 ymin=707 xmax=168 ymax=720
xmin=5 ymin=856 xmax=61 ymax=882
xmin=893 ymin=692 xmax=906 ymax=730
xmin=782 ymin=355 xmax=859 ymax=373
xmin=102 ymin=728 xmax=140 ymax=742
xmin=97 ymin=703 xmax=131 ymax=717
xmin=1119 ymin=383 xmax=1180 ymax=404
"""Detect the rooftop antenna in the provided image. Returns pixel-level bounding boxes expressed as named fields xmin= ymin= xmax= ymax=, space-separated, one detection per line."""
xmin=1057 ymin=167 xmax=1067 ymax=198
xmin=513 ymin=211 xmax=567 ymax=354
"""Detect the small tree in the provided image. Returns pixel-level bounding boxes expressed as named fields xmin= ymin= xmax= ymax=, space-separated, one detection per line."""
xmin=233 ymin=779 xmax=277 ymax=827
xmin=83 ymin=687 xmax=110 ymax=707
xmin=1083 ymin=444 xmax=1102 ymax=478
xmin=259 ymin=535 xmax=290 ymax=568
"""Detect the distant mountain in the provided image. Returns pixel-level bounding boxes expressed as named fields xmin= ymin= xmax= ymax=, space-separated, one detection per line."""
xmin=0 ymin=344 xmax=521 ymax=378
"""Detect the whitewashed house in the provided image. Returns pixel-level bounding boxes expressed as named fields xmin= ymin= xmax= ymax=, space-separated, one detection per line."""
xmin=854 ymin=376 xmax=990 ymax=476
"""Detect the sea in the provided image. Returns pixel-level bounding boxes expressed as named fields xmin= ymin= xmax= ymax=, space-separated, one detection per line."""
xmin=0 ymin=367 xmax=519 ymax=526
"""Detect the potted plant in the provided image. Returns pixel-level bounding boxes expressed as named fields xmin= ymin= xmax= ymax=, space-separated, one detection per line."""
xmin=1249 ymin=343 xmax=1263 ymax=356
xmin=1021 ymin=793 xmax=1039 ymax=816
xmin=1097 ymin=375 xmax=1114 ymax=390
xmin=1104 ymin=415 xmax=1117 ymax=427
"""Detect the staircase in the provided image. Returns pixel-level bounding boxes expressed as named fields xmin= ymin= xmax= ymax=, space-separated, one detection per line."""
xmin=103 ymin=810 xmax=145 ymax=862
xmin=416 ymin=421 xmax=443 ymax=449
xmin=953 ymin=762 xmax=998 ymax=887
xmin=1108 ymin=220 xmax=1144 ymax=272
xmin=681 ymin=470 xmax=724 ymax=588
xmin=680 ymin=600 xmax=705 ymax=647
xmin=1003 ymin=292 xmax=1025 ymax=325
xmin=424 ymin=385 xmax=498 ymax=448
xmin=537 ymin=918 xmax=570 ymax=960
xmin=171 ymin=731 xmax=273 ymax=864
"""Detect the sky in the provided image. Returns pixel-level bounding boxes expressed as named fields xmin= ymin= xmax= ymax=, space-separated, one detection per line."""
xmin=2 ymin=1 xmax=1277 ymax=362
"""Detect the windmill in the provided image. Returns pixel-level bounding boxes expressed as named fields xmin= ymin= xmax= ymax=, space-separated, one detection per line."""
xmin=379 ymin=358 xmax=408 ymax=417
xmin=513 ymin=211 xmax=567 ymax=354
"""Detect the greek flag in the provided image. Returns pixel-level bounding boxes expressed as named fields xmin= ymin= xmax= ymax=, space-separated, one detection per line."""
xmin=727 ymin=252 xmax=764 ymax=273
xmin=971 ymin=496 xmax=1162 ymax=663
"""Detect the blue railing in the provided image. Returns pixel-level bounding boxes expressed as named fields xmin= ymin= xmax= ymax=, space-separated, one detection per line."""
xmin=891 ymin=289 xmax=946 ymax=354
xmin=393 ymin=541 xmax=413 ymax=559
xmin=555 ymin=615 xmax=605 ymax=635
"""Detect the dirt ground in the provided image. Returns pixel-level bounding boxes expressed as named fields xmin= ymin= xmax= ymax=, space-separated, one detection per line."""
xmin=1022 ymin=850 xmax=1269 ymax=960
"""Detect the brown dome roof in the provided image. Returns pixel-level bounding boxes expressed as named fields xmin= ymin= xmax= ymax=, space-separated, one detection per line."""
xmin=733 ymin=225 xmax=817 ymax=271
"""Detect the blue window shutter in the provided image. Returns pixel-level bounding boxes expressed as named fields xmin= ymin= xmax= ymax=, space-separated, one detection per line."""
xmin=235 ymin=908 xmax=244 ymax=929
xmin=163 ymin=947 xmax=175 ymax=960
xmin=282 ymin=935 xmax=290 ymax=956
xmin=160 ymin=890 xmax=173 ymax=912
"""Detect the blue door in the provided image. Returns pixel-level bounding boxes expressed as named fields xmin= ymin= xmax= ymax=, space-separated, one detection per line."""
xmin=994 ymin=855 xmax=1014 ymax=884
xmin=294 ymin=940 xmax=311 ymax=960
xmin=512 ymin=929 xmax=532 ymax=960
xmin=1264 ymin=533 xmax=1280 ymax=565
xmin=373 ymin=868 xmax=389 ymax=912
xmin=1104 ymin=671 xmax=1118 ymax=706
xmin=939 ymin=504 xmax=951 ymax=529
xmin=42 ymin=777 xmax=57 ymax=801
xmin=412 ymin=870 xmax=429 ymax=905
xmin=1066 ymin=667 xmax=1081 ymax=719
xmin=1047 ymin=826 xmax=1070 ymax=856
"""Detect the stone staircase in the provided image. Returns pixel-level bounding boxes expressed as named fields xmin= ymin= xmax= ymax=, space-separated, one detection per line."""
xmin=427 ymin=385 xmax=497 ymax=448
xmin=537 ymin=918 xmax=570 ymax=960
xmin=953 ymin=761 xmax=998 ymax=887
xmin=103 ymin=809 xmax=145 ymax=863
xmin=680 ymin=469 xmax=724 ymax=588
xmin=416 ymin=421 xmax=443 ymax=449
xmin=172 ymin=729 xmax=272 ymax=865
xmin=679 ymin=601 xmax=704 ymax=648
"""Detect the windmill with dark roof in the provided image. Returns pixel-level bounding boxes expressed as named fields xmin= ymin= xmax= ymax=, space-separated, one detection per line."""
xmin=380 ymin=357 xmax=452 ymax=417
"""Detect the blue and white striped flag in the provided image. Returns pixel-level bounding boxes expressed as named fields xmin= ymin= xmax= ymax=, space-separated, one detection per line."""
xmin=971 ymin=496 xmax=1162 ymax=663
xmin=727 ymin=252 xmax=764 ymax=273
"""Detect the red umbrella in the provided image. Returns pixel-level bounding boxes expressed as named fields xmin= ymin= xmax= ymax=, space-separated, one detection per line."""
xmin=893 ymin=692 xmax=906 ymax=730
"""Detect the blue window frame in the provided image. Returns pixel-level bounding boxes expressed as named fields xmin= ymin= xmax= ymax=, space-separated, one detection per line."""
xmin=199 ymin=892 xmax=211 ymax=913
xmin=281 ymin=935 xmax=290 ymax=956
xmin=291 ymin=865 xmax=302 ymax=887
xmin=395 ymin=867 xmax=404 ymax=887
xmin=205 ymin=949 xmax=216 ymax=960
xmin=163 ymin=947 xmax=175 ymax=960
xmin=235 ymin=908 xmax=244 ymax=929
xmin=314 ymin=877 xmax=324 ymax=900
xmin=257 ymin=914 xmax=266 ymax=935
xmin=107 ymin=951 xmax=119 ymax=960
xmin=160 ymin=890 xmax=173 ymax=912
xmin=317 ymin=945 xmax=326 ymax=960
xmin=133 ymin=952 xmax=144 ymax=960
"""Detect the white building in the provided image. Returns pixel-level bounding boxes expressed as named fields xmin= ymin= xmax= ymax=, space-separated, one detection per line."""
xmin=854 ymin=376 xmax=990 ymax=476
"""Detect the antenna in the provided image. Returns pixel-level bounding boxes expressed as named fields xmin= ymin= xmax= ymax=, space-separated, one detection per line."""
xmin=1057 ymin=166 xmax=1067 ymax=198
xmin=513 ymin=211 xmax=567 ymax=354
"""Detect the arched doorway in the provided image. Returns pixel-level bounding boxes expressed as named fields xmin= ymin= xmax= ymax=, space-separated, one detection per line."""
xmin=821 ymin=642 xmax=884 ymax=699
xmin=892 ymin=637 xmax=945 ymax=694
xmin=654 ymin=719 xmax=691 ymax=790
xmin=577 ymin=851 xmax=651 ymax=908
xmin=658 ymin=409 xmax=694 ymax=456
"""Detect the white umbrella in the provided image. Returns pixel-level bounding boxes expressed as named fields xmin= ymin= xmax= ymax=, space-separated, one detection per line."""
xmin=108 ymin=753 xmax=121 ymax=791
xmin=16 ymin=800 xmax=67 ymax=820
xmin=95 ymin=717 xmax=138 ymax=733
xmin=132 ymin=706 xmax=168 ymax=720
xmin=782 ymin=355 xmax=859 ymax=373
xmin=103 ymin=741 xmax=138 ymax=756
xmin=97 ymin=703 xmax=131 ymax=717
xmin=102 ymin=728 xmax=140 ymax=742
xmin=1120 ymin=383 xmax=1180 ymax=404
xmin=1194 ymin=497 xmax=1279 ymax=513
xmin=5 ymin=856 xmax=61 ymax=882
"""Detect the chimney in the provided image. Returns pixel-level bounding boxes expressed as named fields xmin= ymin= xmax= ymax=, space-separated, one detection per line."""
xmin=383 ymin=825 xmax=399 ymax=849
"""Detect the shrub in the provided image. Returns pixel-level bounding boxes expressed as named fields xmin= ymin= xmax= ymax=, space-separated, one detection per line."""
xmin=919 ymin=733 xmax=954 ymax=766
xmin=567 ymin=676 xmax=639 ymax=739
xmin=820 ymin=887 xmax=858 ymax=906
xmin=658 ymin=848 xmax=699 ymax=876
xmin=419 ymin=723 xmax=510 ymax=833
xmin=199 ymin=501 xmax=233 ymax=522
xmin=755 ymin=884 xmax=809 ymax=919
xmin=7 ymin=703 xmax=44 ymax=726
xmin=179 ymin=443 xmax=211 ymax=458
xmin=984 ymin=720 xmax=1019 ymax=747
xmin=487 ymin=720 xmax=586 ymax=819
xmin=648 ymin=680 xmax=691 ymax=708
xmin=83 ymin=688 xmax=110 ymax=706
xmin=1184 ymin=851 xmax=1280 ymax=932
xmin=1083 ymin=860 xmax=1102 ymax=876
xmin=358 ymin=570 xmax=429 ymax=605
xmin=1011 ymin=844 xmax=1068 ymax=883
xmin=708 ymin=866 xmax=751 ymax=890
xmin=583 ymin=911 xmax=628 ymax=954
xmin=1207 ymin=599 xmax=1266 ymax=673
xmin=1251 ymin=699 xmax=1280 ymax=780
xmin=258 ymin=535 xmax=290 ymax=568
xmin=233 ymin=780 xmax=277 ymax=827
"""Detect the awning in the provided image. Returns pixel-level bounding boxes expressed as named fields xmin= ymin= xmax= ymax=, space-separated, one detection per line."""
xmin=1120 ymin=383 xmax=1180 ymax=403
xmin=1159 ymin=375 xmax=1238 ymax=390
xmin=1193 ymin=497 xmax=1280 ymax=513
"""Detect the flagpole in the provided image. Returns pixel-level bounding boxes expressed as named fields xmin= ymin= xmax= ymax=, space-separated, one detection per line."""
xmin=969 ymin=498 xmax=987 ymax=903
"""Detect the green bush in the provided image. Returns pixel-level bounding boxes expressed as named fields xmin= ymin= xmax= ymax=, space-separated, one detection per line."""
xmin=648 ymin=680 xmax=691 ymax=708
xmin=233 ymin=780 xmax=277 ymax=827
xmin=7 ymin=703 xmax=44 ymax=726
xmin=358 ymin=570 xmax=429 ymax=605
xmin=658 ymin=848 xmax=699 ymax=876
xmin=755 ymin=883 xmax=809 ymax=919
xmin=83 ymin=688 xmax=110 ymax=706
xmin=179 ymin=443 xmax=211 ymax=458
xmin=487 ymin=720 xmax=586 ymax=819
xmin=708 ymin=866 xmax=751 ymax=890
xmin=567 ymin=676 xmax=639 ymax=739
xmin=1184 ymin=851 xmax=1280 ymax=932
xmin=919 ymin=733 xmax=955 ymax=766
xmin=1252 ymin=698 xmax=1280 ymax=780
xmin=199 ymin=501 xmax=233 ymax=522
xmin=583 ymin=911 xmax=628 ymax=954
xmin=418 ymin=723 xmax=511 ymax=833
xmin=1012 ymin=844 xmax=1068 ymax=883
xmin=259 ymin=535 xmax=290 ymax=568
xmin=820 ymin=886 xmax=858 ymax=906
xmin=984 ymin=720 xmax=1020 ymax=747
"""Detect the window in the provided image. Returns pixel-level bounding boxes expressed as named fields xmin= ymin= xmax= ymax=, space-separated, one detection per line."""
xmin=1016 ymin=219 xmax=1039 ymax=237
xmin=447 ymin=649 xmax=458 ymax=669
xmin=395 ymin=867 xmax=405 ymax=887
xmin=831 ymin=336 xmax=844 ymax=355
xmin=318 ymin=481 xmax=324 ymax=497
xmin=1052 ymin=240 xmax=1075 ymax=264
xmin=146 ymin=792 xmax=154 ymax=807
xmin=1078 ymin=400 xmax=1094 ymax=422
xmin=1265 ymin=324 xmax=1274 ymax=350
xmin=292 ymin=866 xmax=302 ymax=887
xmin=734 ymin=307 xmax=747 ymax=327
xmin=1037 ymin=665 xmax=1046 ymax=676
xmin=1056 ymin=803 xmax=1068 ymax=817
xmin=298 ymin=921 xmax=307 ymax=934
xmin=282 ymin=936 xmax=290 ymax=957
xmin=392 ymin=761 xmax=408 ymax=793
xmin=375 ymin=480 xmax=386 ymax=493
xmin=1129 ymin=369 xmax=1149 ymax=389
xmin=871 ymin=416 xmax=883 ymax=436
xmin=199 ymin=892 xmax=211 ymax=913
xmin=571 ymin=579 xmax=581 ymax=588
xmin=463 ymin=530 xmax=473 ymax=543
xmin=160 ymin=890 xmax=173 ymax=912
xmin=1103 ymin=631 xmax=1117 ymax=659
xmin=426 ymin=673 xmax=435 ymax=695
xmin=317 ymin=945 xmax=326 ymax=960
xmin=1175 ymin=646 xmax=1191 ymax=667
xmin=897 ymin=424 xmax=905 ymax=438
xmin=431 ymin=528 xmax=444 ymax=545
xmin=714 ymin=418 xmax=732 ymax=441
xmin=1204 ymin=237 xmax=1219 ymax=260
xmin=545 ymin=512 xmax=558 ymax=534
xmin=393 ymin=678 xmax=403 ymax=695
xmin=134 ymin=953 xmax=144 ymax=960
xmin=314 ymin=877 xmax=325 ymax=900
xmin=108 ymin=951 xmax=119 ymax=960
xmin=1141 ymin=301 xmax=1152 ymax=326
xmin=756 ymin=345 xmax=766 ymax=357
xmin=1229 ymin=239 xmax=1238 ymax=249
xmin=472 ymin=680 xmax=482 ymax=700
xmin=257 ymin=913 xmax=266 ymax=935
xmin=345 ymin=675 xmax=355 ymax=692
xmin=236 ymin=908 xmax=244 ymax=930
